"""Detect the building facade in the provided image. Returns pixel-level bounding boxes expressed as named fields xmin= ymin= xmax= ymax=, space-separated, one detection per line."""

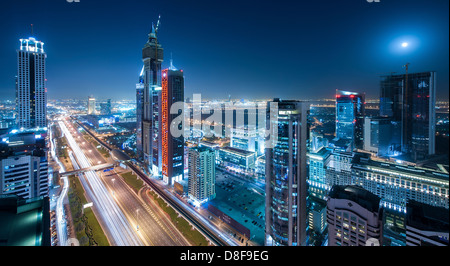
xmin=379 ymin=72 xmax=436 ymax=160
xmin=161 ymin=64 xmax=184 ymax=185
xmin=16 ymin=37 xmax=47 ymax=129
xmin=0 ymin=130 xmax=48 ymax=199
xmin=265 ymin=99 xmax=309 ymax=246
xmin=141 ymin=23 xmax=164 ymax=175
xmin=188 ymin=147 xmax=216 ymax=205
xmin=335 ymin=90 xmax=365 ymax=150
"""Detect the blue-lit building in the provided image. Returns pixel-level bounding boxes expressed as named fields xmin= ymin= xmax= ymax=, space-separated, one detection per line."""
xmin=380 ymin=72 xmax=436 ymax=161
xmin=265 ymin=99 xmax=309 ymax=246
xmin=136 ymin=66 xmax=145 ymax=160
xmin=188 ymin=146 xmax=216 ymax=206
xmin=218 ymin=146 xmax=256 ymax=174
xmin=141 ymin=21 xmax=164 ymax=176
xmin=335 ymin=90 xmax=365 ymax=150
xmin=0 ymin=129 xmax=48 ymax=199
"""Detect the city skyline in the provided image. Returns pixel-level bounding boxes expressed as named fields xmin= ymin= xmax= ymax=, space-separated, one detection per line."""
xmin=0 ymin=0 xmax=449 ymax=101
xmin=0 ymin=0 xmax=448 ymax=251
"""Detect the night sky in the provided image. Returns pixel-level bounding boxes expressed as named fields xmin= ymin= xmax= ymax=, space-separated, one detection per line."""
xmin=0 ymin=0 xmax=448 ymax=101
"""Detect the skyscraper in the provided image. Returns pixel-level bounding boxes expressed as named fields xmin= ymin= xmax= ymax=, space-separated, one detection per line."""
xmin=136 ymin=66 xmax=145 ymax=160
xmin=188 ymin=146 xmax=216 ymax=205
xmin=161 ymin=61 xmax=184 ymax=185
xmin=265 ymin=99 xmax=309 ymax=246
xmin=16 ymin=37 xmax=47 ymax=129
xmin=335 ymin=90 xmax=365 ymax=150
xmin=87 ymin=96 xmax=95 ymax=115
xmin=380 ymin=71 xmax=436 ymax=160
xmin=142 ymin=22 xmax=164 ymax=175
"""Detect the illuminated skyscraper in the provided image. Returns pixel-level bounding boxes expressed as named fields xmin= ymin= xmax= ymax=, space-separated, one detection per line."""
xmin=16 ymin=37 xmax=47 ymax=129
xmin=87 ymin=96 xmax=95 ymax=115
xmin=136 ymin=66 xmax=145 ymax=160
xmin=141 ymin=21 xmax=164 ymax=175
xmin=335 ymin=90 xmax=365 ymax=150
xmin=161 ymin=60 xmax=184 ymax=185
xmin=265 ymin=99 xmax=309 ymax=246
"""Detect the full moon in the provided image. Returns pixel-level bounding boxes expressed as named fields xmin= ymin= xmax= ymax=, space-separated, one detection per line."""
xmin=402 ymin=42 xmax=409 ymax=48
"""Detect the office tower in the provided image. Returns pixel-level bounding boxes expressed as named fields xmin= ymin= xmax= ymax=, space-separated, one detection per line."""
xmin=335 ymin=90 xmax=365 ymax=150
xmin=161 ymin=62 xmax=184 ymax=185
xmin=363 ymin=116 xmax=401 ymax=157
xmin=100 ymin=99 xmax=112 ymax=115
xmin=16 ymin=37 xmax=47 ymax=129
xmin=380 ymin=71 xmax=436 ymax=160
xmin=188 ymin=147 xmax=216 ymax=205
xmin=0 ymin=129 xmax=48 ymax=199
xmin=327 ymin=185 xmax=383 ymax=246
xmin=136 ymin=66 xmax=145 ymax=159
xmin=142 ymin=22 xmax=164 ymax=175
xmin=405 ymin=200 xmax=449 ymax=246
xmin=265 ymin=99 xmax=309 ymax=246
xmin=87 ymin=96 xmax=95 ymax=115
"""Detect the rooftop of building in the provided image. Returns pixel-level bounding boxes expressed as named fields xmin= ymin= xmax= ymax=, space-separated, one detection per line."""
xmin=352 ymin=152 xmax=449 ymax=183
xmin=0 ymin=130 xmax=47 ymax=160
xmin=0 ymin=195 xmax=50 ymax=246
xmin=219 ymin=146 xmax=255 ymax=157
xmin=406 ymin=200 xmax=449 ymax=233
xmin=328 ymin=185 xmax=381 ymax=213
xmin=308 ymin=147 xmax=331 ymax=159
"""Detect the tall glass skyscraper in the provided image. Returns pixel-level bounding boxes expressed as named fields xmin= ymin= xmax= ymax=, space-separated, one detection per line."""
xmin=16 ymin=37 xmax=47 ymax=129
xmin=335 ymin=90 xmax=365 ymax=150
xmin=265 ymin=99 xmax=309 ymax=246
xmin=141 ymin=23 xmax=164 ymax=175
xmin=380 ymin=72 xmax=436 ymax=161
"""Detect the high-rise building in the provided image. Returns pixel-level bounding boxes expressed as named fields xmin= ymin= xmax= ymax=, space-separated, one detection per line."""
xmin=161 ymin=61 xmax=184 ymax=185
xmin=327 ymin=185 xmax=383 ymax=246
xmin=87 ymin=96 xmax=95 ymax=115
xmin=142 ymin=22 xmax=164 ymax=175
xmin=265 ymin=99 xmax=309 ymax=246
xmin=188 ymin=147 xmax=216 ymax=205
xmin=16 ymin=37 xmax=47 ymax=129
xmin=380 ymin=71 xmax=436 ymax=160
xmin=335 ymin=90 xmax=365 ymax=150
xmin=0 ymin=129 xmax=48 ymax=199
xmin=136 ymin=66 xmax=145 ymax=160
xmin=100 ymin=99 xmax=112 ymax=115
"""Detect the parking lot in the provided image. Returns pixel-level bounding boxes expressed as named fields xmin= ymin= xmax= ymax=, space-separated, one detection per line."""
xmin=209 ymin=170 xmax=265 ymax=245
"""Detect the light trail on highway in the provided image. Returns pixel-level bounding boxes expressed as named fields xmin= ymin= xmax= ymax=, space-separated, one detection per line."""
xmin=59 ymin=119 xmax=143 ymax=246
xmin=50 ymin=122 xmax=69 ymax=246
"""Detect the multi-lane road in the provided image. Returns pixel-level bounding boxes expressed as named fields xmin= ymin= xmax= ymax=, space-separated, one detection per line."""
xmin=58 ymin=117 xmax=190 ymax=246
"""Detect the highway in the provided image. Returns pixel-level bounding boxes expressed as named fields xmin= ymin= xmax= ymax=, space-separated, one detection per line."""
xmin=49 ymin=122 xmax=69 ymax=246
xmin=76 ymin=117 xmax=234 ymax=246
xmin=59 ymin=119 xmax=143 ymax=246
xmin=64 ymin=118 xmax=190 ymax=246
